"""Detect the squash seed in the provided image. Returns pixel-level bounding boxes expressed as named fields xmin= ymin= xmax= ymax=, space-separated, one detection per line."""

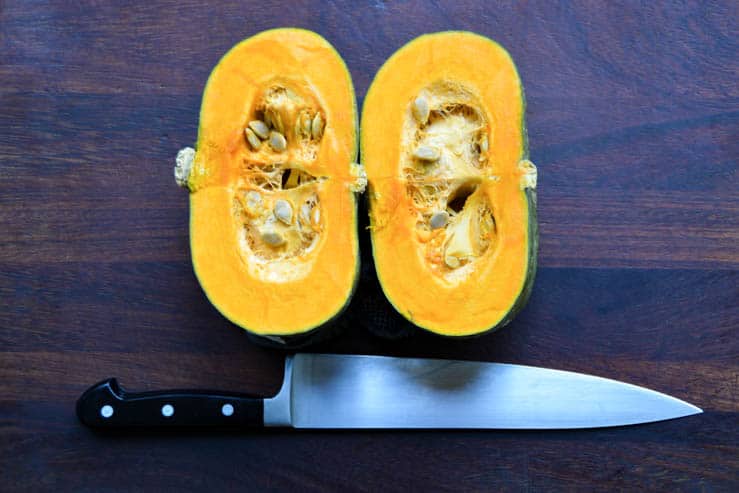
xmin=300 ymin=203 xmax=312 ymax=224
xmin=302 ymin=111 xmax=312 ymax=137
xmin=245 ymin=190 xmax=262 ymax=213
xmin=261 ymin=230 xmax=285 ymax=246
xmin=480 ymin=135 xmax=489 ymax=154
xmin=248 ymin=120 xmax=270 ymax=139
xmin=429 ymin=211 xmax=449 ymax=229
xmin=293 ymin=111 xmax=307 ymax=139
xmin=444 ymin=254 xmax=461 ymax=269
xmin=273 ymin=199 xmax=293 ymax=225
xmin=413 ymin=145 xmax=441 ymax=161
xmin=412 ymin=97 xmax=430 ymax=124
xmin=245 ymin=128 xmax=262 ymax=150
xmin=268 ymin=108 xmax=284 ymax=133
xmin=269 ymin=131 xmax=287 ymax=152
xmin=311 ymin=112 xmax=325 ymax=140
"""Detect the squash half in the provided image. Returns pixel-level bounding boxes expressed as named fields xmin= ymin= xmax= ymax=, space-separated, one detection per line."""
xmin=360 ymin=32 xmax=537 ymax=337
xmin=176 ymin=29 xmax=363 ymax=347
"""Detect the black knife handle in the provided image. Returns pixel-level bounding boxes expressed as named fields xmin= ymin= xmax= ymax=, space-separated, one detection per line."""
xmin=76 ymin=378 xmax=264 ymax=428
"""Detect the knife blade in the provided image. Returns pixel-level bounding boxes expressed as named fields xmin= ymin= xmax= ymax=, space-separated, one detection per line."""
xmin=77 ymin=353 xmax=701 ymax=429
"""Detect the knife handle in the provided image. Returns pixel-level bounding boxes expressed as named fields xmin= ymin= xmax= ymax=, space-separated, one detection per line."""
xmin=76 ymin=378 xmax=264 ymax=429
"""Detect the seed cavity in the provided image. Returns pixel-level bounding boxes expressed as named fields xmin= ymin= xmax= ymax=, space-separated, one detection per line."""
xmin=413 ymin=145 xmax=441 ymax=162
xmin=248 ymin=120 xmax=270 ymax=139
xmin=274 ymin=199 xmax=293 ymax=225
xmin=311 ymin=112 xmax=325 ymax=140
xmin=404 ymin=84 xmax=495 ymax=276
xmin=269 ymin=131 xmax=287 ymax=152
xmin=412 ymin=97 xmax=430 ymax=125
xmin=245 ymin=128 xmax=262 ymax=150
xmin=429 ymin=211 xmax=449 ymax=229
xmin=238 ymin=85 xmax=327 ymax=266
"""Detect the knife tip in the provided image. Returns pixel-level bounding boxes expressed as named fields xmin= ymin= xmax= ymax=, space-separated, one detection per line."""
xmin=677 ymin=400 xmax=703 ymax=418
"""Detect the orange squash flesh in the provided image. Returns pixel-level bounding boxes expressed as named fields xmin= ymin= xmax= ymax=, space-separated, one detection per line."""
xmin=184 ymin=29 xmax=360 ymax=344
xmin=361 ymin=32 xmax=537 ymax=336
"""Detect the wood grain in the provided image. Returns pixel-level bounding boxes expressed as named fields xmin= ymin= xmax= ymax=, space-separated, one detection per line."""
xmin=1 ymin=0 xmax=737 ymax=491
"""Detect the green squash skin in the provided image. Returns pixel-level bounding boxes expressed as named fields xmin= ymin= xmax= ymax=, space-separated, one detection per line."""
xmin=188 ymin=29 xmax=360 ymax=349
xmin=362 ymin=31 xmax=538 ymax=339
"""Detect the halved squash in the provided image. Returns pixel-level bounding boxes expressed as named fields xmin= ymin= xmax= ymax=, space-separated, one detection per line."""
xmin=175 ymin=29 xmax=364 ymax=347
xmin=360 ymin=32 xmax=538 ymax=337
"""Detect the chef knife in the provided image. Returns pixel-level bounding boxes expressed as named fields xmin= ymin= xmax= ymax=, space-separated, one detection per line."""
xmin=77 ymin=353 xmax=701 ymax=429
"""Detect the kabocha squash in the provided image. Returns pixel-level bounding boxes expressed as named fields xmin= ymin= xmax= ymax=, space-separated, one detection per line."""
xmin=361 ymin=32 xmax=538 ymax=337
xmin=175 ymin=29 xmax=364 ymax=347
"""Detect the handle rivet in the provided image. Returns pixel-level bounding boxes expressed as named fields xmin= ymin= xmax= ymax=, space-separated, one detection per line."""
xmin=221 ymin=403 xmax=234 ymax=417
xmin=100 ymin=405 xmax=114 ymax=418
xmin=161 ymin=404 xmax=174 ymax=417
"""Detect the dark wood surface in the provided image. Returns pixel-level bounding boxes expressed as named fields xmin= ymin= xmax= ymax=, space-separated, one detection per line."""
xmin=1 ymin=1 xmax=737 ymax=491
